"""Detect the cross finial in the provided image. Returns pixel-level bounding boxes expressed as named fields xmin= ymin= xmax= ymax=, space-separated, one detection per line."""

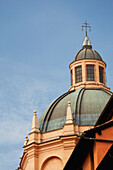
xmin=82 ymin=21 xmax=91 ymax=36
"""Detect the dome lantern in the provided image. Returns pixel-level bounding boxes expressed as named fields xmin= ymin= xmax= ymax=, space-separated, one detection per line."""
xmin=69 ymin=22 xmax=109 ymax=91
xmin=82 ymin=35 xmax=92 ymax=49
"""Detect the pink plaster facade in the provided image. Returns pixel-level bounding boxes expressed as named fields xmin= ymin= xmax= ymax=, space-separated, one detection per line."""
xmin=19 ymin=122 xmax=93 ymax=170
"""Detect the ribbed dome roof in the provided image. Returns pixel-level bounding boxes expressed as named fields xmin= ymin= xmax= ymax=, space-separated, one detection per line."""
xmin=74 ymin=48 xmax=102 ymax=61
xmin=39 ymin=88 xmax=112 ymax=133
xmin=74 ymin=36 xmax=102 ymax=61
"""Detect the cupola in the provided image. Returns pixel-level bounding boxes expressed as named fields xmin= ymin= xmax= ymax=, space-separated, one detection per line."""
xmin=69 ymin=22 xmax=109 ymax=91
xmin=38 ymin=22 xmax=112 ymax=133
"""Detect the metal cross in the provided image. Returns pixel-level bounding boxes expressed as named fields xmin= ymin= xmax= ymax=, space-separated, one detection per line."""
xmin=82 ymin=21 xmax=91 ymax=36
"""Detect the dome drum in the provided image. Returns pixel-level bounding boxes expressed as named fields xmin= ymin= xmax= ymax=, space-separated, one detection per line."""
xmin=69 ymin=58 xmax=108 ymax=90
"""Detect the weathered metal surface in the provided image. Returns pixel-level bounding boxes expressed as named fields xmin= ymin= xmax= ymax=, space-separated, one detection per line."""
xmin=39 ymin=88 xmax=112 ymax=133
xmin=74 ymin=48 xmax=102 ymax=61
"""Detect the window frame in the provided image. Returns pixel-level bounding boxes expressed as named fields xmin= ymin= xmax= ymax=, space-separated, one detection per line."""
xmin=99 ymin=66 xmax=104 ymax=83
xmin=86 ymin=65 xmax=95 ymax=81
xmin=70 ymin=69 xmax=73 ymax=86
xmin=75 ymin=66 xmax=82 ymax=83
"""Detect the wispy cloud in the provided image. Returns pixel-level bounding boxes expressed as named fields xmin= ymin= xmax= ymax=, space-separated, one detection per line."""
xmin=0 ymin=73 xmax=67 ymax=170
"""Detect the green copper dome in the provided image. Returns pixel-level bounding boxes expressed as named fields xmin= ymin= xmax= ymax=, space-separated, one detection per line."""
xmin=39 ymin=88 xmax=112 ymax=133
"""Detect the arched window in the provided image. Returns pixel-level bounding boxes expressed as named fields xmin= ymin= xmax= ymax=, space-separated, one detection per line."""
xmin=87 ymin=65 xmax=94 ymax=81
xmin=99 ymin=66 xmax=103 ymax=83
xmin=75 ymin=66 xmax=82 ymax=83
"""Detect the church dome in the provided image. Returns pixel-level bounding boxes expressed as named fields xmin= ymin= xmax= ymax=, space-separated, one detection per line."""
xmin=39 ymin=30 xmax=112 ymax=133
xmin=74 ymin=36 xmax=102 ymax=61
xmin=39 ymin=88 xmax=112 ymax=133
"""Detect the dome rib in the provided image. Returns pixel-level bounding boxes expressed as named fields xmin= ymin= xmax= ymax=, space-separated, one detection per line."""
xmin=94 ymin=50 xmax=103 ymax=60
xmin=41 ymin=90 xmax=75 ymax=132
xmin=75 ymin=48 xmax=83 ymax=61
xmin=74 ymin=47 xmax=102 ymax=61
xmin=85 ymin=49 xmax=87 ymax=59
xmin=75 ymin=88 xmax=85 ymax=124
xmin=79 ymin=88 xmax=86 ymax=125
xmin=101 ymin=88 xmax=112 ymax=96
xmin=90 ymin=49 xmax=95 ymax=59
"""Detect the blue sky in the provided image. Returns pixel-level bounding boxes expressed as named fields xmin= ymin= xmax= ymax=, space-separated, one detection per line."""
xmin=0 ymin=0 xmax=113 ymax=169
